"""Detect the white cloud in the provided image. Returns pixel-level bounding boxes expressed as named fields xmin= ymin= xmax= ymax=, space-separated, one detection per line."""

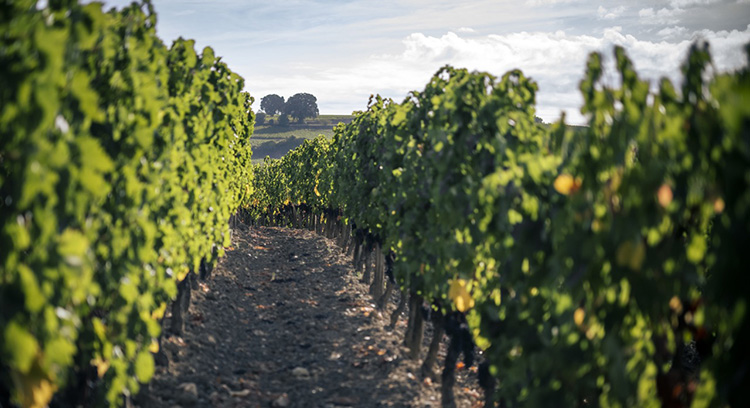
xmin=691 ymin=24 xmax=750 ymax=69
xmin=670 ymin=0 xmax=720 ymax=8
xmin=638 ymin=7 xmax=684 ymax=25
xmin=93 ymin=0 xmax=750 ymax=125
xmin=658 ymin=26 xmax=689 ymax=38
xmin=264 ymin=25 xmax=750 ymax=124
xmin=598 ymin=5 xmax=626 ymax=20
xmin=525 ymin=0 xmax=580 ymax=5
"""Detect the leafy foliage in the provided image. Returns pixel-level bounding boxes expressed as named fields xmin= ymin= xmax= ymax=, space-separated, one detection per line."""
xmin=0 ymin=1 xmax=253 ymax=406
xmin=246 ymin=135 xmax=332 ymax=223
xmin=249 ymin=44 xmax=750 ymax=407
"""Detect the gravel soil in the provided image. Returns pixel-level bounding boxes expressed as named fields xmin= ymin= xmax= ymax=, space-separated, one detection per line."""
xmin=139 ymin=226 xmax=484 ymax=408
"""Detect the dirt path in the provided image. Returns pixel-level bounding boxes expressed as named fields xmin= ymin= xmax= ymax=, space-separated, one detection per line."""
xmin=140 ymin=226 xmax=482 ymax=408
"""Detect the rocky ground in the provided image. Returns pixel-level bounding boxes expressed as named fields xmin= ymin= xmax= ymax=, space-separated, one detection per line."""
xmin=138 ymin=226 xmax=484 ymax=408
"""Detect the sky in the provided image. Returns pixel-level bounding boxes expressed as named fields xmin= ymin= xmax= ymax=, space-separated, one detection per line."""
xmin=97 ymin=0 xmax=750 ymax=124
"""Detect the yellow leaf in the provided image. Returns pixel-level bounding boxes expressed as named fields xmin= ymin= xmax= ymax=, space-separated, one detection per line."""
xmin=657 ymin=184 xmax=673 ymax=208
xmin=10 ymin=354 xmax=57 ymax=408
xmin=574 ymin=308 xmax=585 ymax=327
xmin=149 ymin=339 xmax=159 ymax=353
xmin=448 ymin=279 xmax=474 ymax=312
xmin=18 ymin=376 xmax=56 ymax=408
xmin=669 ymin=296 xmax=683 ymax=314
xmin=554 ymin=174 xmax=581 ymax=195
xmin=176 ymin=267 xmax=190 ymax=281
xmin=151 ymin=302 xmax=167 ymax=320
xmin=713 ymin=197 xmax=725 ymax=213
xmin=91 ymin=356 xmax=110 ymax=378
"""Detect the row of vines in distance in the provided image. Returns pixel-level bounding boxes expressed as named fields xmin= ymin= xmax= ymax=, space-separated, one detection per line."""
xmin=0 ymin=0 xmax=254 ymax=406
xmin=249 ymin=44 xmax=750 ymax=407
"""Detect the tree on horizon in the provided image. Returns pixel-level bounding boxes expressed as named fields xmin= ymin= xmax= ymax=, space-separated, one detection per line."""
xmin=284 ymin=93 xmax=319 ymax=122
xmin=260 ymin=94 xmax=285 ymax=115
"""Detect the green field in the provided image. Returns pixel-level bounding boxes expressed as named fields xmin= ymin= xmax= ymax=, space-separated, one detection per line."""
xmin=251 ymin=114 xmax=353 ymax=162
xmin=250 ymin=115 xmax=587 ymax=162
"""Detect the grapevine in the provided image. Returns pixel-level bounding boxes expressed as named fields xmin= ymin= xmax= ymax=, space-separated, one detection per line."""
xmin=250 ymin=44 xmax=750 ymax=407
xmin=0 ymin=1 xmax=252 ymax=406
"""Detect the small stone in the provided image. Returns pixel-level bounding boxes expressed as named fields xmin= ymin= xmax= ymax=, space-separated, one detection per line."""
xmin=207 ymin=335 xmax=217 ymax=344
xmin=291 ymin=367 xmax=310 ymax=379
xmin=229 ymin=389 xmax=252 ymax=397
xmin=271 ymin=393 xmax=290 ymax=407
xmin=176 ymin=383 xmax=198 ymax=406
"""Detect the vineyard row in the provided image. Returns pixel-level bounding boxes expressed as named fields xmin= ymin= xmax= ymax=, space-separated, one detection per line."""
xmin=247 ymin=44 xmax=750 ymax=407
xmin=1 ymin=1 xmax=253 ymax=406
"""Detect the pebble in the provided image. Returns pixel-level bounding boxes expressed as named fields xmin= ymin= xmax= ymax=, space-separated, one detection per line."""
xmin=292 ymin=367 xmax=311 ymax=379
xmin=146 ymin=228 xmax=484 ymax=406
xmin=272 ymin=393 xmax=291 ymax=407
xmin=176 ymin=382 xmax=198 ymax=406
xmin=229 ymin=389 xmax=252 ymax=397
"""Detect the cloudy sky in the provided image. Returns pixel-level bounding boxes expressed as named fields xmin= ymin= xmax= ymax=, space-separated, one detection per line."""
xmin=98 ymin=0 xmax=750 ymax=124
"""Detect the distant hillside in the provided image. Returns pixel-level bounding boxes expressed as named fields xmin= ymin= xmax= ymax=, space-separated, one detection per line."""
xmin=250 ymin=115 xmax=588 ymax=162
xmin=251 ymin=114 xmax=353 ymax=162
xmin=252 ymin=136 xmax=307 ymax=161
